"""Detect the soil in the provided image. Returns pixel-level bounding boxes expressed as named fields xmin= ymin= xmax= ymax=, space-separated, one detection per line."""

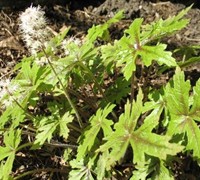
xmin=0 ymin=0 xmax=200 ymax=179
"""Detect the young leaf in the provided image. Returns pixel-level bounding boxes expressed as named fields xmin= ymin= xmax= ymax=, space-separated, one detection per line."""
xmin=141 ymin=5 xmax=191 ymax=42
xmin=0 ymin=106 xmax=25 ymax=128
xmin=131 ymin=159 xmax=173 ymax=180
xmin=165 ymin=68 xmax=200 ymax=159
xmin=116 ymin=19 xmax=143 ymax=80
xmin=76 ymin=104 xmax=115 ymax=160
xmin=189 ymin=79 xmax=200 ymax=119
xmin=59 ymin=112 xmax=74 ymax=139
xmin=86 ymin=10 xmax=124 ymax=43
xmin=102 ymin=16 xmax=180 ymax=80
xmin=125 ymin=18 xmax=143 ymax=44
xmin=0 ymin=129 xmax=21 ymax=180
xmin=34 ymin=117 xmax=57 ymax=146
xmin=98 ymin=89 xmax=183 ymax=168
xmin=138 ymin=44 xmax=177 ymax=67
xmin=69 ymin=159 xmax=94 ymax=180
xmin=96 ymin=151 xmax=110 ymax=180
xmin=34 ymin=111 xmax=73 ymax=147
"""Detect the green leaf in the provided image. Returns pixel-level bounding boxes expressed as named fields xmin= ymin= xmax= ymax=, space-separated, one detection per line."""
xmin=50 ymin=26 xmax=70 ymax=46
xmin=130 ymin=161 xmax=151 ymax=180
xmin=69 ymin=159 xmax=94 ymax=180
xmin=125 ymin=18 xmax=143 ymax=44
xmin=98 ymin=89 xmax=183 ymax=168
xmin=4 ymin=128 xmax=21 ymax=149
xmin=165 ymin=68 xmax=190 ymax=116
xmin=178 ymin=57 xmax=200 ymax=69
xmin=0 ymin=129 xmax=21 ymax=180
xmin=76 ymin=104 xmax=115 ymax=160
xmin=16 ymin=61 xmax=50 ymax=88
xmin=34 ymin=111 xmax=73 ymax=147
xmin=130 ymin=129 xmax=183 ymax=163
xmin=2 ymin=153 xmax=15 ymax=180
xmin=115 ymin=19 xmax=143 ymax=80
xmin=131 ymin=159 xmax=173 ymax=180
xmin=165 ymin=68 xmax=200 ymax=159
xmin=59 ymin=112 xmax=74 ymax=139
xmin=34 ymin=118 xmax=57 ymax=146
xmin=119 ymin=50 xmax=138 ymax=80
xmin=0 ymin=147 xmax=12 ymax=161
xmin=138 ymin=44 xmax=177 ymax=67
xmin=189 ymin=80 xmax=200 ymax=119
xmin=185 ymin=119 xmax=200 ymax=159
xmin=140 ymin=103 xmax=163 ymax=132
xmin=96 ymin=151 xmax=110 ymax=180
xmin=86 ymin=11 xmax=124 ymax=43
xmin=0 ymin=104 xmax=25 ymax=129
xmin=141 ymin=5 xmax=191 ymax=42
xmin=102 ymin=16 xmax=179 ymax=80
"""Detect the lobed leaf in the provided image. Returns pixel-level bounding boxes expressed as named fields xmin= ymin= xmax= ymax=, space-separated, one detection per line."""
xmin=76 ymin=104 xmax=115 ymax=160
xmin=189 ymin=79 xmax=200 ymax=119
xmin=130 ymin=130 xmax=183 ymax=163
xmin=98 ymin=89 xmax=183 ymax=168
xmin=141 ymin=5 xmax=191 ymax=42
xmin=165 ymin=68 xmax=190 ymax=115
xmin=86 ymin=10 xmax=124 ymax=43
xmin=166 ymin=68 xmax=200 ymax=159
xmin=59 ymin=112 xmax=74 ymax=139
xmin=34 ymin=119 xmax=57 ymax=146
xmin=69 ymin=159 xmax=94 ymax=180
xmin=138 ymin=44 xmax=177 ymax=67
xmin=34 ymin=111 xmax=73 ymax=147
xmin=0 ymin=129 xmax=21 ymax=180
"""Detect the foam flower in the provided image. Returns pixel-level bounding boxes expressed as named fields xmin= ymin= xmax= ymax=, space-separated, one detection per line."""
xmin=19 ymin=5 xmax=51 ymax=55
xmin=0 ymin=79 xmax=20 ymax=108
xmin=62 ymin=37 xmax=82 ymax=57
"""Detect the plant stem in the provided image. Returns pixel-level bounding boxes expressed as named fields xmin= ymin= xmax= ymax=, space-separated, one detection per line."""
xmin=42 ymin=49 xmax=83 ymax=128
xmin=130 ymin=71 xmax=135 ymax=103
xmin=19 ymin=124 xmax=36 ymax=132
xmin=16 ymin=142 xmax=33 ymax=152
xmin=44 ymin=141 xmax=78 ymax=149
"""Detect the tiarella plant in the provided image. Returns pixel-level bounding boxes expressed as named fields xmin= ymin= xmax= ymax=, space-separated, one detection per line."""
xmin=0 ymin=4 xmax=199 ymax=180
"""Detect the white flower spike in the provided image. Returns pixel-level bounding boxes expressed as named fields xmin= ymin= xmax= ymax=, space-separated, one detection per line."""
xmin=19 ymin=5 xmax=51 ymax=55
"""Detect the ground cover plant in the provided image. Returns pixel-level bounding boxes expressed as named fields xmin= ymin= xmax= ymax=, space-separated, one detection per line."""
xmin=0 ymin=4 xmax=200 ymax=179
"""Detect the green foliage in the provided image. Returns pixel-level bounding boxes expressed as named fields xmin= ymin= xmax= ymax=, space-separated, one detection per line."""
xmin=98 ymin=89 xmax=183 ymax=168
xmin=165 ymin=67 xmax=200 ymax=159
xmin=86 ymin=10 xmax=124 ymax=43
xmin=1 ymin=5 xmax=200 ymax=179
xmin=33 ymin=111 xmax=73 ymax=147
xmin=141 ymin=5 xmax=191 ymax=42
xmin=101 ymin=14 xmax=181 ymax=80
xmin=69 ymin=159 xmax=94 ymax=180
xmin=131 ymin=159 xmax=174 ymax=180
xmin=76 ymin=104 xmax=115 ymax=161
xmin=0 ymin=129 xmax=21 ymax=180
